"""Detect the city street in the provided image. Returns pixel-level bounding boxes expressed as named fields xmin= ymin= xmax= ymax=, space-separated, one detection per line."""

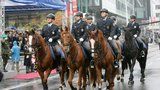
xmin=0 ymin=43 xmax=160 ymax=90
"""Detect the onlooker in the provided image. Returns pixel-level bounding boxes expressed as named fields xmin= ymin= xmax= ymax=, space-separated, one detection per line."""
xmin=11 ymin=41 xmax=20 ymax=72
xmin=24 ymin=45 xmax=32 ymax=73
xmin=1 ymin=31 xmax=11 ymax=72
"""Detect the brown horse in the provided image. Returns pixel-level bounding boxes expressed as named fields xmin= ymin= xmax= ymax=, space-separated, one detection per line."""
xmin=27 ymin=30 xmax=68 ymax=90
xmin=60 ymin=27 xmax=88 ymax=90
xmin=88 ymin=30 xmax=119 ymax=90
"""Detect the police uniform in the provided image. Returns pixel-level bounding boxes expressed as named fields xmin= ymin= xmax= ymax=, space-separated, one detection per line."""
xmin=110 ymin=25 xmax=121 ymax=39
xmin=71 ymin=12 xmax=87 ymax=42
xmin=85 ymin=16 xmax=97 ymax=41
xmin=97 ymin=17 xmax=114 ymax=38
xmin=41 ymin=23 xmax=60 ymax=45
xmin=127 ymin=21 xmax=140 ymax=36
xmin=110 ymin=16 xmax=121 ymax=40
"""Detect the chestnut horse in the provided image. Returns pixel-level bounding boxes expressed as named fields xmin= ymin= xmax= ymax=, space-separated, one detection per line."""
xmin=88 ymin=30 xmax=119 ymax=90
xmin=28 ymin=30 xmax=68 ymax=90
xmin=60 ymin=27 xmax=88 ymax=90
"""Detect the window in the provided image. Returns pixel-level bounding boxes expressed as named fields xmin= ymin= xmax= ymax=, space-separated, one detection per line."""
xmin=155 ymin=5 xmax=160 ymax=10
xmin=156 ymin=13 xmax=160 ymax=17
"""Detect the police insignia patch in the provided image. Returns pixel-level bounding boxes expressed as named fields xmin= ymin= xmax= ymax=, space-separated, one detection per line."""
xmin=107 ymin=26 xmax=109 ymax=29
xmin=81 ymin=29 xmax=84 ymax=32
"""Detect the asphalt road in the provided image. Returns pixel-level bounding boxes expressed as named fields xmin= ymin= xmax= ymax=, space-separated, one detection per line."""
xmin=0 ymin=44 xmax=160 ymax=90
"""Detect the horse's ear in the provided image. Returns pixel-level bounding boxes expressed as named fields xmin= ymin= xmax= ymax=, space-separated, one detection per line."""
xmin=87 ymin=30 xmax=91 ymax=37
xmin=64 ymin=26 xmax=69 ymax=32
xmin=30 ymin=28 xmax=35 ymax=35
xmin=61 ymin=26 xmax=69 ymax=32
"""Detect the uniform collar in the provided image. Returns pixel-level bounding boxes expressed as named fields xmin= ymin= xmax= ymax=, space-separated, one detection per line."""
xmin=88 ymin=23 xmax=92 ymax=26
xmin=102 ymin=16 xmax=108 ymax=20
xmin=77 ymin=19 xmax=83 ymax=24
xmin=48 ymin=23 xmax=53 ymax=27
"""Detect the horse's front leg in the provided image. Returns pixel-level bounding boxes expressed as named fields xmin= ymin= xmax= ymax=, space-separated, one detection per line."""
xmin=77 ymin=66 xmax=83 ymax=90
xmin=37 ymin=69 xmax=47 ymax=90
xmin=89 ymin=67 xmax=96 ymax=90
xmin=128 ymin=58 xmax=136 ymax=85
xmin=82 ymin=67 xmax=87 ymax=90
xmin=68 ymin=68 xmax=76 ymax=90
xmin=96 ymin=66 xmax=102 ymax=90
xmin=59 ymin=61 xmax=67 ymax=89
xmin=43 ymin=69 xmax=52 ymax=90
xmin=106 ymin=66 xmax=115 ymax=90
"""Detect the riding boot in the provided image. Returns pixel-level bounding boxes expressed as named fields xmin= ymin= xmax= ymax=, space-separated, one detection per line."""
xmin=112 ymin=47 xmax=119 ymax=68
xmin=113 ymin=50 xmax=119 ymax=68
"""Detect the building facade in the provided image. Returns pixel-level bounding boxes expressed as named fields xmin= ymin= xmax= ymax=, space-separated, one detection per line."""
xmin=77 ymin=0 xmax=135 ymax=26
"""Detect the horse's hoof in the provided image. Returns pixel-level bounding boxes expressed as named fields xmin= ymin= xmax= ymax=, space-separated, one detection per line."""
xmin=117 ymin=76 xmax=120 ymax=81
xmin=93 ymin=83 xmax=96 ymax=87
xmin=82 ymin=86 xmax=86 ymax=90
xmin=140 ymin=78 xmax=145 ymax=83
xmin=121 ymin=78 xmax=124 ymax=82
xmin=72 ymin=87 xmax=77 ymax=90
xmin=43 ymin=87 xmax=48 ymax=90
xmin=62 ymin=83 xmax=66 ymax=87
xmin=59 ymin=85 xmax=64 ymax=90
xmin=107 ymin=86 xmax=110 ymax=89
xmin=98 ymin=88 xmax=102 ymax=90
xmin=128 ymin=80 xmax=134 ymax=85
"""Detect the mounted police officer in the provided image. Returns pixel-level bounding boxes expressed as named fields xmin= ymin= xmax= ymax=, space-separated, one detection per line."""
xmin=71 ymin=11 xmax=87 ymax=43
xmin=97 ymin=8 xmax=119 ymax=68
xmin=127 ymin=15 xmax=147 ymax=57
xmin=41 ymin=13 xmax=65 ymax=63
xmin=85 ymin=15 xmax=97 ymax=68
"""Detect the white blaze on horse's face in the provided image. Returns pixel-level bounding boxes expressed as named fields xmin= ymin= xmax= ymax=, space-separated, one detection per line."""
xmin=29 ymin=35 xmax=33 ymax=46
xmin=28 ymin=35 xmax=33 ymax=52
xmin=90 ymin=38 xmax=95 ymax=57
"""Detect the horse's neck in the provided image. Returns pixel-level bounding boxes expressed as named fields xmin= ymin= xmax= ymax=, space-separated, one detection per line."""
xmin=36 ymin=37 xmax=47 ymax=58
xmin=101 ymin=38 xmax=109 ymax=54
xmin=125 ymin=36 xmax=136 ymax=49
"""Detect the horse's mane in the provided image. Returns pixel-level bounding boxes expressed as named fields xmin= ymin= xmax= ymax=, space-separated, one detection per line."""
xmin=124 ymin=30 xmax=135 ymax=48
xmin=97 ymin=30 xmax=108 ymax=50
xmin=34 ymin=32 xmax=46 ymax=46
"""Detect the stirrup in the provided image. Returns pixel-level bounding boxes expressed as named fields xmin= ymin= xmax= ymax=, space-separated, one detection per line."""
xmin=113 ymin=60 xmax=119 ymax=68
xmin=90 ymin=60 xmax=94 ymax=68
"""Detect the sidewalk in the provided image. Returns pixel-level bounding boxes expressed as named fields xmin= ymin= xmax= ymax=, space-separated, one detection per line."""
xmin=2 ymin=56 xmax=27 ymax=80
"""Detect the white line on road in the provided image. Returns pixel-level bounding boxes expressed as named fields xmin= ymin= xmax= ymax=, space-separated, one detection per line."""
xmin=2 ymin=74 xmax=59 ymax=90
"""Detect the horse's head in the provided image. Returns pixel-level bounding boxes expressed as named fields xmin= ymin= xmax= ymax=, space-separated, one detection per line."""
xmin=27 ymin=29 xmax=42 ymax=53
xmin=61 ymin=27 xmax=74 ymax=46
xmin=60 ymin=26 xmax=75 ymax=52
xmin=88 ymin=29 xmax=103 ymax=57
xmin=123 ymin=27 xmax=134 ymax=41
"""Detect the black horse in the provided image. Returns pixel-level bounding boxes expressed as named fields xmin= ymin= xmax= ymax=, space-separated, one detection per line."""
xmin=121 ymin=28 xmax=148 ymax=85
